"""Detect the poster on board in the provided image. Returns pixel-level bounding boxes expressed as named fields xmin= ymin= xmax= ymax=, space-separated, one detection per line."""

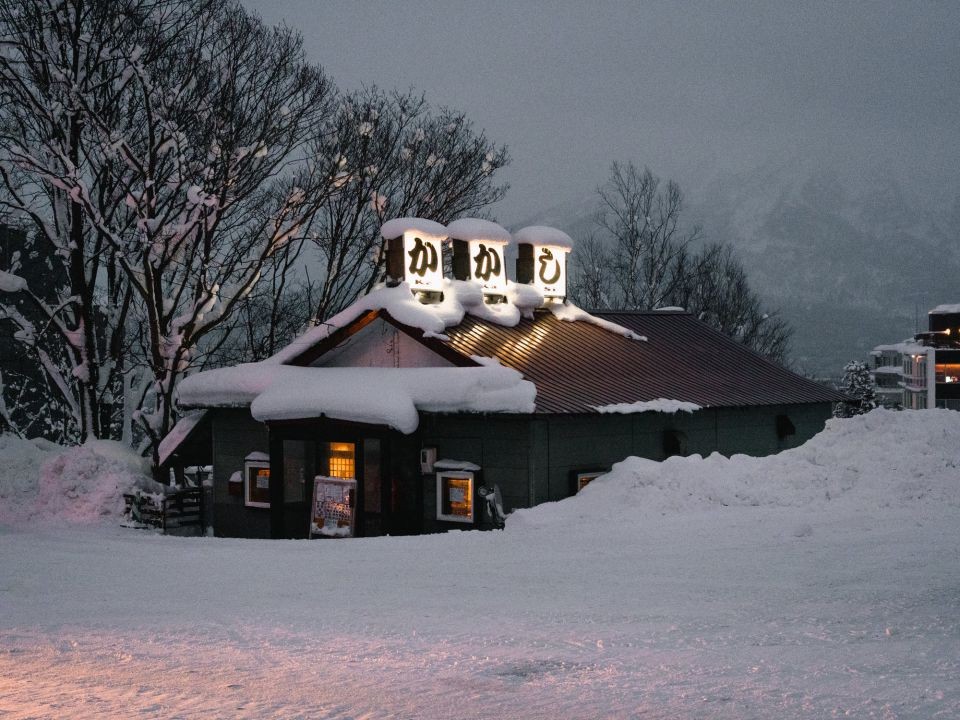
xmin=310 ymin=476 xmax=357 ymax=538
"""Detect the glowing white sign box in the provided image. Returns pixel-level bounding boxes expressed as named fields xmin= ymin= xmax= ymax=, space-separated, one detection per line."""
xmin=402 ymin=230 xmax=444 ymax=293
xmin=532 ymin=245 xmax=568 ymax=299
xmin=468 ymin=239 xmax=508 ymax=295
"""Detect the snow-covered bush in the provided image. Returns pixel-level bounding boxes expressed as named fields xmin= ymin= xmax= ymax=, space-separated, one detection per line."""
xmin=833 ymin=360 xmax=878 ymax=417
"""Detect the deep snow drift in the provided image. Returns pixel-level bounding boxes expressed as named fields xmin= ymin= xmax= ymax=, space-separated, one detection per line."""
xmin=0 ymin=435 xmax=158 ymax=525
xmin=1 ymin=409 xmax=959 ymax=719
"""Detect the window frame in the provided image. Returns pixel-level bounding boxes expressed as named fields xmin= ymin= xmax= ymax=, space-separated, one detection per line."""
xmin=436 ymin=470 xmax=475 ymax=524
xmin=244 ymin=458 xmax=271 ymax=509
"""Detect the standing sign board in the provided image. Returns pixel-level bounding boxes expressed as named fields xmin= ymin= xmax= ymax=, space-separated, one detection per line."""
xmin=310 ymin=476 xmax=357 ymax=538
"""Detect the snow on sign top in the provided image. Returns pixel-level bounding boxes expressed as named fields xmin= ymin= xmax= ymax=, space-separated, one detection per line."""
xmin=930 ymin=304 xmax=960 ymax=314
xmin=446 ymin=218 xmax=512 ymax=244
xmin=513 ymin=225 xmax=574 ymax=250
xmin=380 ymin=217 xmax=447 ymax=240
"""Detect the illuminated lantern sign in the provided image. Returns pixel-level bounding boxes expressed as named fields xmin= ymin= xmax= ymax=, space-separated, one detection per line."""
xmin=447 ymin=218 xmax=511 ymax=298
xmin=534 ymin=245 xmax=566 ymax=298
xmin=470 ymin=240 xmax=507 ymax=294
xmin=403 ymin=231 xmax=444 ymax=293
xmin=380 ymin=217 xmax=448 ymax=293
xmin=514 ymin=225 xmax=573 ymax=300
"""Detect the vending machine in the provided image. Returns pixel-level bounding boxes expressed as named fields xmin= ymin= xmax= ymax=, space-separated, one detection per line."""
xmin=310 ymin=476 xmax=357 ymax=538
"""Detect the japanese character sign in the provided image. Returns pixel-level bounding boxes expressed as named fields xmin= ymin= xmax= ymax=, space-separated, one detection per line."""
xmin=533 ymin=245 xmax=567 ymax=298
xmin=402 ymin=231 xmax=444 ymax=292
xmin=469 ymin=239 xmax=507 ymax=294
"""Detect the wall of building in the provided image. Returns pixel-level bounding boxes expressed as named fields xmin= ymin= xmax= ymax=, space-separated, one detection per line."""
xmin=417 ymin=414 xmax=532 ymax=531
xmin=418 ymin=402 xmax=833 ymax=521
xmin=315 ymin=318 xmax=454 ymax=369
xmin=205 ymin=401 xmax=832 ymax=538
xmin=209 ymin=408 xmax=307 ymax=538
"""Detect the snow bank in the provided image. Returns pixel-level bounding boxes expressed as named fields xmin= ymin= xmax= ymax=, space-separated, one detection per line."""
xmin=512 ymin=409 xmax=960 ymax=528
xmin=593 ymin=399 xmax=701 ymax=414
xmin=0 ymin=436 xmax=161 ymax=526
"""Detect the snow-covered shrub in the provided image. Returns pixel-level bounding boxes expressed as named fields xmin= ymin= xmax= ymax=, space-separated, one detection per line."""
xmin=833 ymin=360 xmax=878 ymax=417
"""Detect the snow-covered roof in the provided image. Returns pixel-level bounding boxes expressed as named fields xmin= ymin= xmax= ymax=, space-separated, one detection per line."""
xmin=446 ymin=218 xmax=511 ymax=244
xmin=513 ymin=225 xmax=574 ymax=250
xmin=380 ymin=217 xmax=447 ymax=240
xmin=591 ymin=399 xmax=702 ymax=414
xmin=930 ymin=304 xmax=960 ymax=314
xmin=177 ymin=365 xmax=535 ymax=434
xmin=268 ymin=280 xmax=642 ymax=366
xmin=157 ymin=411 xmax=208 ymax=466
xmin=871 ymin=366 xmax=904 ymax=375
xmin=872 ymin=341 xmax=928 ymax=355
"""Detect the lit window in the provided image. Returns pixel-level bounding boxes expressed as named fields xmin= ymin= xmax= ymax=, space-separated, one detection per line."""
xmin=437 ymin=471 xmax=474 ymax=523
xmin=327 ymin=442 xmax=355 ymax=479
xmin=576 ymin=471 xmax=604 ymax=492
xmin=244 ymin=459 xmax=270 ymax=508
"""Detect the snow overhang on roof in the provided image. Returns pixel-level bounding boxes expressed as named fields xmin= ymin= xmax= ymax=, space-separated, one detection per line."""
xmin=176 ymin=365 xmax=536 ymax=434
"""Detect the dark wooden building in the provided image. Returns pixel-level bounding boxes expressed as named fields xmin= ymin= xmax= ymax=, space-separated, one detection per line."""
xmin=165 ymin=303 xmax=842 ymax=539
xmin=161 ymin=218 xmax=844 ymax=539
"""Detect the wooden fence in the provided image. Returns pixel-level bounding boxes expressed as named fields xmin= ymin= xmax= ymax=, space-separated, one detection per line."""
xmin=123 ymin=487 xmax=202 ymax=535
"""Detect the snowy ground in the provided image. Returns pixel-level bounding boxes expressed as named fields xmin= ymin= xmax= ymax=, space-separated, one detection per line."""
xmin=1 ymin=410 xmax=959 ymax=719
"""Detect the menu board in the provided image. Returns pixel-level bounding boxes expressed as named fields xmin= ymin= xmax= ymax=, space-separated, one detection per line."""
xmin=310 ymin=476 xmax=356 ymax=538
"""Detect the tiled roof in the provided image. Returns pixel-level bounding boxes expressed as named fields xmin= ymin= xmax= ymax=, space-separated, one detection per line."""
xmin=434 ymin=309 xmax=843 ymax=413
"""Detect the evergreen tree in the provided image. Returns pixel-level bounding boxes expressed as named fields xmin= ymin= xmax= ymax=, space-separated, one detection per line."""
xmin=834 ymin=361 xmax=878 ymax=418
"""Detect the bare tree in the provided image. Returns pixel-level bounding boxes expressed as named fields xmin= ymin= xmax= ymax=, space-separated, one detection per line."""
xmin=307 ymin=87 xmax=509 ymax=321
xmin=669 ymin=243 xmax=793 ymax=364
xmin=1 ymin=0 xmax=338 ymax=461
xmin=596 ymin=162 xmax=701 ymax=311
xmin=202 ymin=241 xmax=318 ymax=366
xmin=0 ymin=0 xmax=137 ymax=441
xmin=569 ymin=234 xmax=614 ymax=310
xmin=571 ymin=163 xmax=792 ymax=363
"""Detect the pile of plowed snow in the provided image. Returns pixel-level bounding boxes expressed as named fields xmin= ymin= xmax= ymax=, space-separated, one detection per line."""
xmin=513 ymin=409 xmax=960 ymax=529
xmin=0 ymin=435 xmax=160 ymax=525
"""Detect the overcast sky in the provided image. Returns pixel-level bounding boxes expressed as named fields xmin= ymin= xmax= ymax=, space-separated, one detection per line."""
xmin=243 ymin=1 xmax=960 ymax=224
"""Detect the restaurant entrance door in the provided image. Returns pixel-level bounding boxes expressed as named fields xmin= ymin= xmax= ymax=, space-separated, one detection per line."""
xmin=311 ymin=439 xmax=389 ymax=538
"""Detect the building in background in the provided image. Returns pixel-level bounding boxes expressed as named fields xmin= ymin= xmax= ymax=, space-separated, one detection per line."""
xmin=870 ymin=305 xmax=960 ymax=411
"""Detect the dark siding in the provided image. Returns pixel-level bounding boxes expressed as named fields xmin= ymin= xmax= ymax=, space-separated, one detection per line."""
xmin=210 ymin=409 xmax=271 ymax=538
xmin=418 ymin=414 xmax=531 ymax=530
xmin=206 ymin=401 xmax=832 ymax=537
